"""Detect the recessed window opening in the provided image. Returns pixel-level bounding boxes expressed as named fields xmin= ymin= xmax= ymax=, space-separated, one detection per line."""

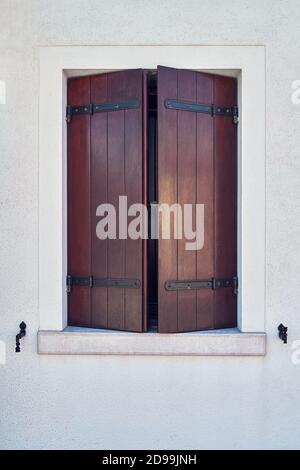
xmin=66 ymin=66 xmax=238 ymax=333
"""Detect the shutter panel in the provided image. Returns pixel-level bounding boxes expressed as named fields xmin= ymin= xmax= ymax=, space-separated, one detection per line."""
xmin=68 ymin=70 xmax=147 ymax=331
xmin=67 ymin=76 xmax=91 ymax=326
xmin=157 ymin=66 xmax=237 ymax=333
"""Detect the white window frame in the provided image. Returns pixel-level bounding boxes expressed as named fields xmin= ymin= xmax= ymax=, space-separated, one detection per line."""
xmin=38 ymin=45 xmax=266 ymax=356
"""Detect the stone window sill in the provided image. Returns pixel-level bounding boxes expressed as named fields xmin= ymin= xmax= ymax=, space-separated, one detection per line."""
xmin=37 ymin=327 xmax=266 ymax=356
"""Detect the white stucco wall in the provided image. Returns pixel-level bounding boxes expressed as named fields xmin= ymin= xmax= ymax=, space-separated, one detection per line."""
xmin=0 ymin=0 xmax=300 ymax=450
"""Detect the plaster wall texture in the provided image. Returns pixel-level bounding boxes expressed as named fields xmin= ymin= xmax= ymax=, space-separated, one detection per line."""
xmin=0 ymin=0 xmax=300 ymax=450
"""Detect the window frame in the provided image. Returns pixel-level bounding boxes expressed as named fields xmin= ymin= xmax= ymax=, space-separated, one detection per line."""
xmin=38 ymin=45 xmax=266 ymax=355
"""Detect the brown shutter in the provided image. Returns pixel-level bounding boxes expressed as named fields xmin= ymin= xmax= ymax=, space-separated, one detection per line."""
xmin=157 ymin=66 xmax=237 ymax=333
xmin=67 ymin=70 xmax=147 ymax=331
xmin=68 ymin=76 xmax=91 ymax=327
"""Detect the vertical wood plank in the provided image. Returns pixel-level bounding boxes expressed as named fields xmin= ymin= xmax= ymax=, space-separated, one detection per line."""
xmin=67 ymin=76 xmax=91 ymax=326
xmin=90 ymin=73 xmax=108 ymax=328
xmin=124 ymin=70 xmax=144 ymax=332
xmin=157 ymin=66 xmax=178 ymax=332
xmin=157 ymin=67 xmax=237 ymax=332
xmin=142 ymin=70 xmax=148 ymax=332
xmin=107 ymin=73 xmax=126 ymax=330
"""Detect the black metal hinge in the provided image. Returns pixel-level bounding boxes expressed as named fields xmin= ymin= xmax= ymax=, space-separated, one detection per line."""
xmin=165 ymin=99 xmax=239 ymax=124
xmin=66 ymin=275 xmax=141 ymax=292
xmin=165 ymin=277 xmax=238 ymax=294
xmin=66 ymin=99 xmax=140 ymax=123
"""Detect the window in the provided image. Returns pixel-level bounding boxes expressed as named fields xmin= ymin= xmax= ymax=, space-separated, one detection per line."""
xmin=66 ymin=66 xmax=238 ymax=333
xmin=38 ymin=45 xmax=266 ymax=355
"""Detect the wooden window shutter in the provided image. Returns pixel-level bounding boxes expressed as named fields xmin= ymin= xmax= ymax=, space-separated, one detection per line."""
xmin=157 ymin=66 xmax=237 ymax=333
xmin=67 ymin=70 xmax=147 ymax=331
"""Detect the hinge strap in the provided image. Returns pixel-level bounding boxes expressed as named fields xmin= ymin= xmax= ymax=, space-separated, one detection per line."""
xmin=165 ymin=99 xmax=239 ymax=123
xmin=165 ymin=277 xmax=238 ymax=294
xmin=66 ymin=99 xmax=140 ymax=122
xmin=67 ymin=275 xmax=141 ymax=292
